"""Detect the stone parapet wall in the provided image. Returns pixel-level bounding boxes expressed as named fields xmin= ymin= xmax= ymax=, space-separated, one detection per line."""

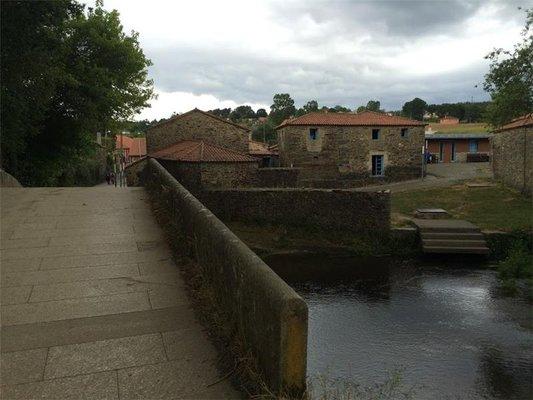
xmin=491 ymin=126 xmax=532 ymax=196
xmin=0 ymin=169 xmax=22 ymax=187
xmin=199 ymin=187 xmax=391 ymax=233
xmin=144 ymin=159 xmax=308 ymax=395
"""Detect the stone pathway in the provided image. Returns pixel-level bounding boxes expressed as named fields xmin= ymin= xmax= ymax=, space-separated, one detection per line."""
xmin=1 ymin=187 xmax=240 ymax=399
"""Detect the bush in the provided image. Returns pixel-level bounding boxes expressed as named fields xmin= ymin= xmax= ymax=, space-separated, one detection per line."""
xmin=497 ymin=242 xmax=533 ymax=296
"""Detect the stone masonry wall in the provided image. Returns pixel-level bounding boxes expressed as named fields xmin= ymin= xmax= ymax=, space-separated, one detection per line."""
xmin=200 ymin=162 xmax=259 ymax=189
xmin=277 ymin=125 xmax=424 ymax=185
xmin=491 ymin=126 xmax=532 ymax=196
xmin=146 ymin=110 xmax=250 ymax=153
xmin=144 ymin=159 xmax=308 ymax=394
xmin=199 ymin=188 xmax=391 ymax=234
xmin=257 ymin=168 xmax=300 ymax=187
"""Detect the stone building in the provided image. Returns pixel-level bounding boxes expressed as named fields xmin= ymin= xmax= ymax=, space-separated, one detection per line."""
xmin=150 ymin=139 xmax=259 ymax=192
xmin=276 ymin=111 xmax=425 ymax=186
xmin=491 ymin=114 xmax=532 ymax=196
xmin=146 ymin=108 xmax=250 ymax=154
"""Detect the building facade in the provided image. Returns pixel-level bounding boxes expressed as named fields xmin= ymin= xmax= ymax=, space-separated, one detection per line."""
xmin=491 ymin=114 xmax=532 ymax=196
xmin=425 ymin=134 xmax=491 ymax=163
xmin=146 ymin=108 xmax=250 ymax=154
xmin=150 ymin=139 xmax=259 ymax=192
xmin=276 ymin=111 xmax=425 ymax=186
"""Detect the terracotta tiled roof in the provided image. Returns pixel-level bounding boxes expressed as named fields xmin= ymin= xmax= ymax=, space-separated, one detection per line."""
xmin=147 ymin=108 xmax=250 ymax=132
xmin=116 ymin=135 xmax=147 ymax=157
xmin=276 ymin=110 xmax=425 ymax=129
xmin=150 ymin=140 xmax=258 ymax=163
xmin=248 ymin=140 xmax=278 ymax=156
xmin=494 ymin=114 xmax=533 ymax=132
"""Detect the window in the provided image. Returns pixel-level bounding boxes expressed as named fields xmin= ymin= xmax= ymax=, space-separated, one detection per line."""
xmin=469 ymin=139 xmax=478 ymax=153
xmin=309 ymin=128 xmax=318 ymax=140
xmin=372 ymin=129 xmax=380 ymax=140
xmin=401 ymin=128 xmax=409 ymax=138
xmin=372 ymin=155 xmax=384 ymax=176
xmin=439 ymin=143 xmax=444 ymax=162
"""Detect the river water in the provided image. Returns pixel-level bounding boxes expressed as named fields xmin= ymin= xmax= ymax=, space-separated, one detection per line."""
xmin=266 ymin=253 xmax=533 ymax=400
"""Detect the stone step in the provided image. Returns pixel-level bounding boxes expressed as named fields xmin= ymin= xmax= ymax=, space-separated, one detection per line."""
xmin=423 ymin=246 xmax=490 ymax=255
xmin=422 ymin=239 xmax=487 ymax=248
xmin=422 ymin=232 xmax=485 ymax=240
xmin=419 ymin=226 xmax=480 ymax=234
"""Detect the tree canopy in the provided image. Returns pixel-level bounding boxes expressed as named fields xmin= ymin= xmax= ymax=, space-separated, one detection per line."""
xmin=402 ymin=97 xmax=427 ymax=121
xmin=1 ymin=0 xmax=153 ymax=185
xmin=483 ymin=8 xmax=532 ymax=127
xmin=269 ymin=93 xmax=296 ymax=126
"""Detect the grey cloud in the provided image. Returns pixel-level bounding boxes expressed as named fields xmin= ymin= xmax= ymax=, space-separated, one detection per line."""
xmin=147 ymin=45 xmax=489 ymax=110
xmin=142 ymin=0 xmax=525 ymax=111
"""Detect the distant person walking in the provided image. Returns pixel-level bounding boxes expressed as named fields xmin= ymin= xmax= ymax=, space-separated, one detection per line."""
xmin=105 ymin=171 xmax=111 ymax=185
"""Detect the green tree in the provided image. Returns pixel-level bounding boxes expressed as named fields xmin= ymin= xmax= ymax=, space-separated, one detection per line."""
xmin=329 ymin=105 xmax=351 ymax=113
xmin=256 ymin=108 xmax=268 ymax=118
xmin=356 ymin=105 xmax=367 ymax=113
xmin=484 ymin=8 xmax=533 ymax=127
xmin=209 ymin=108 xmax=232 ymax=119
xmin=402 ymin=97 xmax=427 ymax=121
xmin=366 ymin=100 xmax=381 ymax=112
xmin=229 ymin=105 xmax=255 ymax=122
xmin=1 ymin=1 xmax=153 ymax=185
xmin=252 ymin=121 xmax=277 ymax=143
xmin=269 ymin=93 xmax=296 ymax=126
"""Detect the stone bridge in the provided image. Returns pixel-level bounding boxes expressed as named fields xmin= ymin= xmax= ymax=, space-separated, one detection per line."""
xmin=1 ymin=187 xmax=239 ymax=399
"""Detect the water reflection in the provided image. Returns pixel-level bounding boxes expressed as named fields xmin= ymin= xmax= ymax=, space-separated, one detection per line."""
xmin=265 ymin=253 xmax=533 ymax=400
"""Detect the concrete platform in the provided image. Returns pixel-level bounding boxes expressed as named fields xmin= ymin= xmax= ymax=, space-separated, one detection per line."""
xmin=0 ymin=187 xmax=241 ymax=399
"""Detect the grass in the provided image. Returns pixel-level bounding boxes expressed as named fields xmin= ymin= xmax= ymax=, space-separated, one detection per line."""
xmin=428 ymin=122 xmax=489 ymax=134
xmin=392 ymin=183 xmax=532 ymax=231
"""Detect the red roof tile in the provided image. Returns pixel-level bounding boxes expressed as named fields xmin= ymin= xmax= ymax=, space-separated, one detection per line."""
xmin=150 ymin=140 xmax=258 ymax=163
xmin=248 ymin=140 xmax=278 ymax=156
xmin=495 ymin=114 xmax=533 ymax=132
xmin=276 ymin=110 xmax=425 ymax=128
xmin=116 ymin=135 xmax=147 ymax=157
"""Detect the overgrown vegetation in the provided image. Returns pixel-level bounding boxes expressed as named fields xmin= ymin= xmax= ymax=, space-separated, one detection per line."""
xmin=1 ymin=0 xmax=153 ymax=186
xmin=392 ymin=184 xmax=533 ymax=232
xmin=496 ymin=237 xmax=532 ymax=298
xmin=227 ymin=221 xmax=419 ymax=259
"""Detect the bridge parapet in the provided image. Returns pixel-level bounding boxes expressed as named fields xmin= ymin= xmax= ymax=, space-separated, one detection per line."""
xmin=144 ymin=158 xmax=308 ymax=395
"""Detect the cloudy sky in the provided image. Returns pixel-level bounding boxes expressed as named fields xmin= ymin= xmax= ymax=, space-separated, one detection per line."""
xmin=90 ymin=0 xmax=527 ymax=120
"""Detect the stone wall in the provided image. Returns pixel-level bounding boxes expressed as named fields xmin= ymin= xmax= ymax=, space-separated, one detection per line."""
xmin=257 ymin=168 xmax=300 ymax=188
xmin=144 ymin=159 xmax=308 ymax=394
xmin=0 ymin=169 xmax=22 ymax=187
xmin=277 ymin=125 xmax=424 ymax=185
xmin=200 ymin=162 xmax=259 ymax=189
xmin=146 ymin=110 xmax=250 ymax=153
xmin=491 ymin=126 xmax=532 ymax=196
xmin=199 ymin=187 xmax=391 ymax=234
xmin=125 ymin=158 xmax=147 ymax=187
xmin=156 ymin=159 xmax=259 ymax=192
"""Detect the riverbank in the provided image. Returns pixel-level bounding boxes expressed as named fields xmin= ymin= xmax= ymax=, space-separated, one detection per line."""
xmin=226 ymin=222 xmax=420 ymax=259
xmin=391 ymin=182 xmax=532 ymax=231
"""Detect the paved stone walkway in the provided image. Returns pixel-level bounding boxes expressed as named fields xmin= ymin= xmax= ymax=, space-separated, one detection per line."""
xmin=1 ymin=187 xmax=240 ymax=399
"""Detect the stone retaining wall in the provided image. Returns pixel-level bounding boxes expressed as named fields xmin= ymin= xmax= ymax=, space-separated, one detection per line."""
xmin=199 ymin=187 xmax=391 ymax=233
xmin=144 ymin=159 xmax=308 ymax=394
xmin=257 ymin=168 xmax=299 ymax=187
